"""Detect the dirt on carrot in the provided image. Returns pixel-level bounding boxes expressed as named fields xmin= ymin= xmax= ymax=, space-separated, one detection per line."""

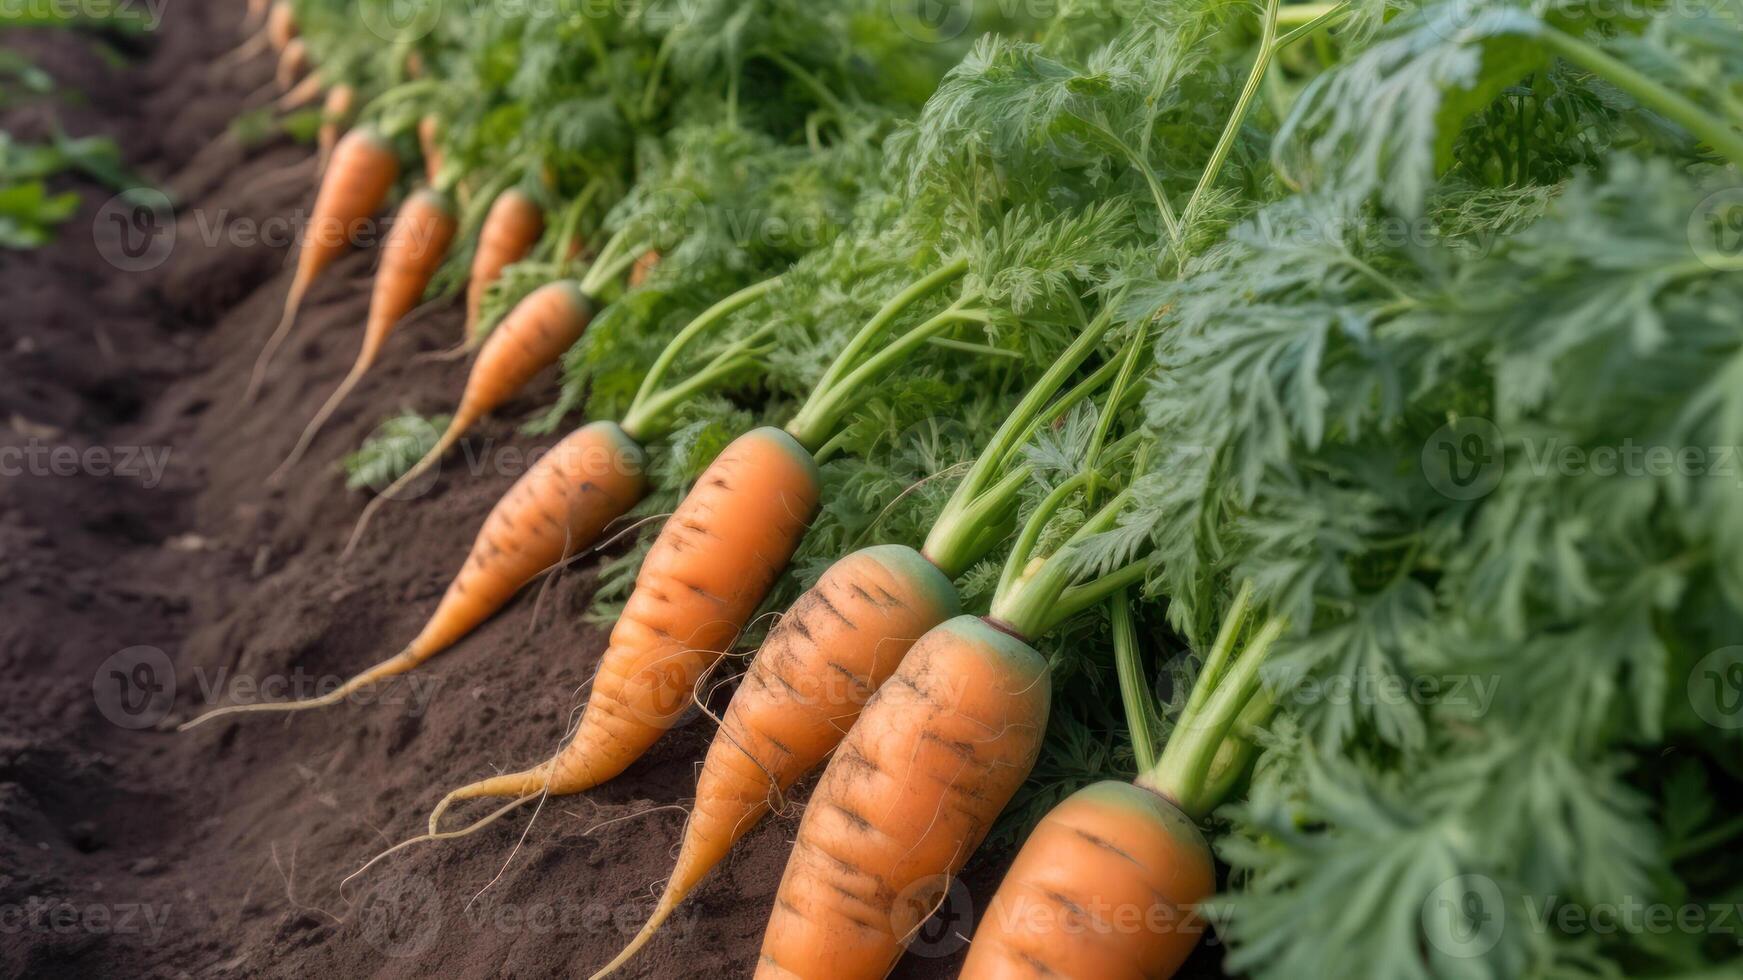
xmin=0 ymin=3 xmax=1229 ymax=978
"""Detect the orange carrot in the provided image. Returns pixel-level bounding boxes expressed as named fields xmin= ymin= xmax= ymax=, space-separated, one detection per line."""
xmin=755 ymin=614 xmax=1050 ymax=980
xmin=340 ymin=279 xmax=595 ymax=555
xmin=593 ymin=544 xmax=959 ymax=976
xmin=246 ymin=126 xmax=399 ymax=403
xmin=274 ymin=69 xmax=323 ymax=112
xmin=272 ymin=187 xmax=457 ymax=478
xmin=181 ymin=421 xmax=647 ymax=729
xmin=957 ymin=781 xmax=1215 ymax=980
xmin=265 ymin=1 xmax=296 ymax=52
xmin=418 ymin=115 xmax=442 ymax=186
xmin=464 ymin=188 xmax=544 ymax=348
xmin=404 ymin=49 xmax=425 ymax=80
xmin=274 ymin=37 xmax=309 ymax=92
xmin=315 ymin=84 xmax=356 ymax=174
xmin=626 ymin=249 xmax=660 ymax=288
xmin=428 ymin=426 xmax=822 ymax=827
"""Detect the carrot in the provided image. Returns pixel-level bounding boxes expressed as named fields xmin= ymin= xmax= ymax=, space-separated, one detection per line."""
xmin=464 ymin=188 xmax=545 ymax=349
xmin=959 ymin=597 xmax=1285 ymax=980
xmin=274 ymin=69 xmax=324 ymax=112
xmin=957 ymin=782 xmax=1215 ymax=980
xmin=180 ymin=421 xmax=647 ymax=729
xmin=245 ymin=126 xmax=399 ymax=403
xmin=755 ymin=614 xmax=1050 ymax=980
xmin=428 ymin=426 xmax=822 ymax=826
xmin=243 ymin=0 xmax=268 ymax=32
xmin=592 ymin=545 xmax=960 ymax=975
xmin=418 ymin=115 xmax=443 ymax=187
xmin=626 ymin=248 xmax=660 ymax=288
xmin=315 ymin=84 xmax=356 ymax=174
xmin=274 ymin=37 xmax=309 ymax=92
xmin=265 ymin=1 xmax=296 ymax=52
xmin=340 ymin=279 xmax=595 ymax=555
xmin=271 ymin=187 xmax=457 ymax=479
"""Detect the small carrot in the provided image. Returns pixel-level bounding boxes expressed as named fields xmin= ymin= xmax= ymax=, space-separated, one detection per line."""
xmin=272 ymin=187 xmax=458 ymax=479
xmin=428 ymin=426 xmax=822 ymax=827
xmin=340 ymin=279 xmax=595 ymax=555
xmin=594 ymin=544 xmax=960 ymax=978
xmin=315 ymin=84 xmax=356 ymax=174
xmin=265 ymin=0 xmax=296 ymax=52
xmin=274 ymin=37 xmax=309 ymax=92
xmin=755 ymin=614 xmax=1051 ymax=980
xmin=180 ymin=421 xmax=648 ymax=729
xmin=245 ymin=126 xmax=399 ymax=403
xmin=243 ymin=0 xmax=268 ymax=32
xmin=464 ymin=187 xmax=544 ymax=349
xmin=626 ymin=248 xmax=660 ymax=288
xmin=274 ymin=69 xmax=323 ymax=112
xmin=417 ymin=115 xmax=442 ymax=187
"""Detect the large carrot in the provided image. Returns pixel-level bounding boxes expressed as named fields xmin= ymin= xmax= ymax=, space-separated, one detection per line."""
xmin=958 ymin=782 xmax=1215 ymax=980
xmin=272 ymin=187 xmax=458 ymax=479
xmin=339 ymin=279 xmax=595 ymax=554
xmin=181 ymin=421 xmax=648 ymax=729
xmin=464 ymin=188 xmax=545 ymax=349
xmin=427 ymin=426 xmax=821 ymax=823
xmin=245 ymin=127 xmax=400 ymax=403
xmin=756 ymin=614 xmax=1051 ymax=980
xmin=959 ymin=599 xmax=1285 ymax=980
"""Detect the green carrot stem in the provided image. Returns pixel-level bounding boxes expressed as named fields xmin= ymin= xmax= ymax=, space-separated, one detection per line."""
xmin=805 ymin=258 xmax=968 ymax=405
xmin=1179 ymin=0 xmax=1282 ymax=242
xmin=1141 ymin=616 xmax=1285 ymax=818
xmin=1112 ymin=592 xmax=1160 ymax=773
xmin=1184 ymin=580 xmax=1254 ymax=720
xmin=785 ymin=296 xmax=984 ymax=453
xmin=1051 ymin=561 xmax=1148 ymax=624
xmin=1540 ymin=26 xmax=1743 ymax=168
xmin=626 ymin=276 xmax=782 ymax=422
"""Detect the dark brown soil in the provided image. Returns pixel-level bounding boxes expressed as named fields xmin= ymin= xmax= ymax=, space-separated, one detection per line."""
xmin=0 ymin=6 xmax=1231 ymax=979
